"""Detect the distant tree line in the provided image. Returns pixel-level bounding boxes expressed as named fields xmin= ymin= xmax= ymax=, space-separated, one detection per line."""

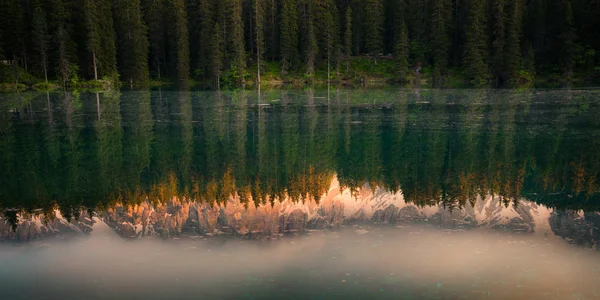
xmin=1 ymin=0 xmax=599 ymax=87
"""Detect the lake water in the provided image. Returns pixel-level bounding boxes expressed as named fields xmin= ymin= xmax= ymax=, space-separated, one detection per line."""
xmin=1 ymin=88 xmax=600 ymax=299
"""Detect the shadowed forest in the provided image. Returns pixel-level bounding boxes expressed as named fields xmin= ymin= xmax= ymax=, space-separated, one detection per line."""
xmin=1 ymin=89 xmax=600 ymax=228
xmin=1 ymin=0 xmax=600 ymax=90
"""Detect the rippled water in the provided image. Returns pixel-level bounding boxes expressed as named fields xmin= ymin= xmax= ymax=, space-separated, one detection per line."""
xmin=1 ymin=88 xmax=599 ymax=299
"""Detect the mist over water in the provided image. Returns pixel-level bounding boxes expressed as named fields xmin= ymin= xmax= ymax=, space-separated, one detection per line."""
xmin=1 ymin=219 xmax=599 ymax=300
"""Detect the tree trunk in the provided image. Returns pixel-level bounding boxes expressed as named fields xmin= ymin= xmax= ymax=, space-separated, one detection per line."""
xmin=92 ymin=51 xmax=98 ymax=80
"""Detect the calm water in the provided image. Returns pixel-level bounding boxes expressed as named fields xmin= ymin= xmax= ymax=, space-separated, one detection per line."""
xmin=1 ymin=88 xmax=600 ymax=299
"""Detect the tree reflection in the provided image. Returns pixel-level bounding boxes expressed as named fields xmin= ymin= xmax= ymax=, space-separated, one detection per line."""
xmin=2 ymin=89 xmax=600 ymax=231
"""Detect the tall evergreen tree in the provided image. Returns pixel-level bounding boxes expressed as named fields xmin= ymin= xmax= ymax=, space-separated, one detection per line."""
xmin=31 ymin=0 xmax=50 ymax=82
xmin=505 ymin=0 xmax=523 ymax=82
xmin=83 ymin=0 xmax=117 ymax=80
xmin=169 ymin=0 xmax=190 ymax=86
xmin=51 ymin=0 xmax=78 ymax=85
xmin=463 ymin=0 xmax=489 ymax=84
xmin=365 ymin=0 xmax=384 ymax=56
xmin=304 ymin=0 xmax=318 ymax=77
xmin=211 ymin=22 xmax=224 ymax=89
xmin=491 ymin=0 xmax=506 ymax=81
xmin=143 ymin=0 xmax=166 ymax=79
xmin=113 ymin=0 xmax=149 ymax=85
xmin=344 ymin=6 xmax=352 ymax=74
xmin=280 ymin=0 xmax=298 ymax=76
xmin=395 ymin=22 xmax=410 ymax=83
xmin=227 ymin=0 xmax=246 ymax=85
xmin=559 ymin=0 xmax=576 ymax=82
xmin=430 ymin=0 xmax=450 ymax=82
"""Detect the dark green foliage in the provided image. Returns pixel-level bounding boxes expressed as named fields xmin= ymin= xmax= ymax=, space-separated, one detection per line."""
xmin=31 ymin=0 xmax=50 ymax=82
xmin=211 ymin=23 xmax=224 ymax=88
xmin=170 ymin=0 xmax=190 ymax=86
xmin=344 ymin=7 xmax=352 ymax=73
xmin=395 ymin=22 xmax=409 ymax=82
xmin=430 ymin=0 xmax=451 ymax=83
xmin=365 ymin=0 xmax=384 ymax=55
xmin=1 ymin=0 xmax=600 ymax=87
xmin=463 ymin=0 xmax=489 ymax=84
xmin=224 ymin=0 xmax=246 ymax=86
xmin=504 ymin=0 xmax=523 ymax=82
xmin=113 ymin=0 xmax=149 ymax=86
xmin=280 ymin=0 xmax=298 ymax=76
xmin=491 ymin=0 xmax=506 ymax=81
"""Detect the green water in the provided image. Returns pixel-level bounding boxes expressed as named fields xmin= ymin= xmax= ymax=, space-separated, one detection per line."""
xmin=1 ymin=88 xmax=600 ymax=299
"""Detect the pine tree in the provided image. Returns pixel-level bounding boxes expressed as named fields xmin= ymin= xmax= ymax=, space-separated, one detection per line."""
xmin=83 ymin=0 xmax=101 ymax=80
xmin=97 ymin=0 xmax=118 ymax=79
xmin=505 ymin=0 xmax=523 ymax=82
xmin=143 ymin=0 xmax=166 ymax=79
xmin=280 ymin=0 xmax=298 ymax=76
xmin=559 ymin=0 xmax=576 ymax=82
xmin=522 ymin=41 xmax=535 ymax=76
xmin=51 ymin=0 xmax=78 ymax=86
xmin=395 ymin=22 xmax=410 ymax=83
xmin=211 ymin=22 xmax=224 ymax=89
xmin=463 ymin=0 xmax=489 ymax=84
xmin=170 ymin=0 xmax=190 ymax=86
xmin=31 ymin=0 xmax=50 ymax=82
xmin=113 ymin=0 xmax=149 ymax=86
xmin=491 ymin=0 xmax=506 ymax=81
xmin=344 ymin=6 xmax=352 ymax=74
xmin=227 ymin=0 xmax=246 ymax=85
xmin=304 ymin=1 xmax=318 ymax=77
xmin=194 ymin=0 xmax=214 ymax=79
xmin=365 ymin=0 xmax=384 ymax=56
xmin=431 ymin=0 xmax=450 ymax=82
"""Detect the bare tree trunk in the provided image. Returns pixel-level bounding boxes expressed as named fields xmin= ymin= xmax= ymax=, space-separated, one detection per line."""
xmin=92 ymin=51 xmax=98 ymax=80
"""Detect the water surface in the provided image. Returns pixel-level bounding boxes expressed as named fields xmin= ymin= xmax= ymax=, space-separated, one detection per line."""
xmin=1 ymin=89 xmax=600 ymax=299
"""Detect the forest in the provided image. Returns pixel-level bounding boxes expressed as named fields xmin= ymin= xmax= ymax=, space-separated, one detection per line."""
xmin=1 ymin=0 xmax=600 ymax=90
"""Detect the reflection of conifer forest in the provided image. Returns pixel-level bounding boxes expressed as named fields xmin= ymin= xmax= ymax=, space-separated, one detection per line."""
xmin=1 ymin=89 xmax=600 ymax=229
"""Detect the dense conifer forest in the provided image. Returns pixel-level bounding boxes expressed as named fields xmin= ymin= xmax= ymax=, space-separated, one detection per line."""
xmin=0 ymin=0 xmax=599 ymax=89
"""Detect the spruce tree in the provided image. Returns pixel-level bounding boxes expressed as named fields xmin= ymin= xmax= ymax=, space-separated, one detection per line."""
xmin=430 ymin=0 xmax=450 ymax=82
xmin=83 ymin=0 xmax=101 ymax=80
xmin=170 ymin=0 xmax=190 ymax=86
xmin=365 ymin=0 xmax=384 ymax=56
xmin=463 ymin=0 xmax=489 ymax=84
xmin=505 ymin=0 xmax=523 ymax=82
xmin=304 ymin=1 xmax=318 ymax=77
xmin=227 ymin=0 xmax=246 ymax=85
xmin=559 ymin=0 xmax=576 ymax=82
xmin=51 ymin=0 xmax=78 ymax=86
xmin=97 ymin=0 xmax=118 ymax=79
xmin=143 ymin=0 xmax=166 ymax=79
xmin=31 ymin=0 xmax=50 ymax=82
xmin=491 ymin=0 xmax=506 ymax=81
xmin=344 ymin=7 xmax=352 ymax=74
xmin=113 ymin=0 xmax=149 ymax=86
xmin=395 ymin=22 xmax=410 ymax=83
xmin=211 ymin=22 xmax=224 ymax=89
xmin=195 ymin=0 xmax=214 ymax=79
xmin=280 ymin=0 xmax=298 ymax=76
